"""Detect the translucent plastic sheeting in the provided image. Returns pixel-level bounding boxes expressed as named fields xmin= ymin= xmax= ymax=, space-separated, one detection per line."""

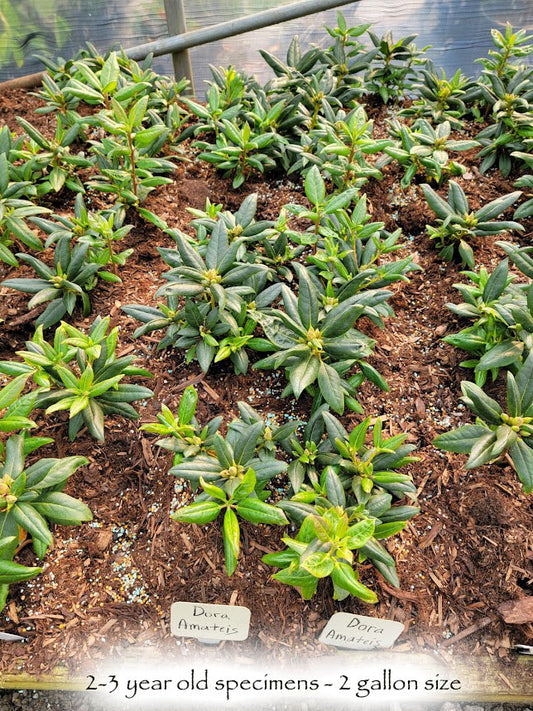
xmin=0 ymin=0 xmax=532 ymax=94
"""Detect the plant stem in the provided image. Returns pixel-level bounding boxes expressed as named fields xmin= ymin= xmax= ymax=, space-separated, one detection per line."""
xmin=127 ymin=133 xmax=138 ymax=200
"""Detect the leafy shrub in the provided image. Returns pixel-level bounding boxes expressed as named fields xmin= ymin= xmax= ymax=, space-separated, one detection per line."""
xmin=474 ymin=68 xmax=533 ymax=176
xmin=141 ymin=386 xmax=222 ymax=466
xmin=434 ymin=354 xmax=533 ymax=493
xmin=0 ymin=154 xmax=49 ymax=267
xmin=363 ymin=31 xmax=427 ymax=104
xmin=173 ymin=469 xmax=288 ymax=576
xmin=465 ymin=25 xmax=533 ymax=175
xmin=383 ymin=119 xmax=477 ymax=187
xmin=422 ymin=181 xmax=523 ymax=267
xmin=87 ymin=97 xmax=176 ymax=205
xmin=444 ymin=259 xmax=532 ymax=385
xmin=400 ymin=62 xmax=473 ymax=126
xmin=31 ymin=194 xmax=133 ymax=274
xmin=266 ymin=412 xmax=418 ymax=599
xmin=168 ymin=404 xmax=293 ymax=575
xmin=283 ymin=166 xmax=357 ymax=248
xmin=264 ymin=506 xmax=378 ymax=601
xmin=0 ymin=317 xmax=153 ymax=441
xmin=169 ymin=415 xmax=289 ymax=497
xmin=14 ymin=119 xmax=91 ymax=195
xmin=315 ymin=105 xmax=389 ymax=190
xmin=195 ymin=120 xmax=280 ymax=188
xmin=2 ymin=237 xmax=107 ymax=329
xmin=0 ymin=434 xmax=91 ymax=610
xmin=252 ymin=264 xmax=383 ymax=414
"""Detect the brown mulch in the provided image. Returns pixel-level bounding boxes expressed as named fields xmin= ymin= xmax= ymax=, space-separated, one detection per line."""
xmin=0 ymin=88 xmax=532 ymax=681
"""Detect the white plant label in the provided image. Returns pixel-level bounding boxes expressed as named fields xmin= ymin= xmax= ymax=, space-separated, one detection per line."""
xmin=170 ymin=602 xmax=250 ymax=642
xmin=319 ymin=613 xmax=404 ymax=650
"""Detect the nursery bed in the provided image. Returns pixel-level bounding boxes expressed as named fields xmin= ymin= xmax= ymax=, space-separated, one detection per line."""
xmin=0 ymin=87 xmax=531 ymax=689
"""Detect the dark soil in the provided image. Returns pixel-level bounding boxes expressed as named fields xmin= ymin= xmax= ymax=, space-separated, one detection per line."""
xmin=0 ymin=88 xmax=532 ymax=689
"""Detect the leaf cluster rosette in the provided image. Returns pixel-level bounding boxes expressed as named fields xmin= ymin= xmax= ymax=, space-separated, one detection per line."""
xmin=0 ymin=317 xmax=153 ymax=441
xmin=2 ymin=236 xmax=107 ymax=329
xmin=444 ymin=259 xmax=532 ymax=385
xmin=253 ymin=263 xmax=383 ymax=414
xmin=434 ymin=353 xmax=533 ymax=493
xmin=422 ymin=181 xmax=523 ymax=267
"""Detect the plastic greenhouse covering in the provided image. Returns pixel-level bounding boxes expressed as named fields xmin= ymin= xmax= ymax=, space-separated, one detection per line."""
xmin=0 ymin=0 xmax=532 ymax=94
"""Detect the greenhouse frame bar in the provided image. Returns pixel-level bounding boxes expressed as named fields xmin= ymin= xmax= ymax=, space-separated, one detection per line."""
xmin=0 ymin=0 xmax=358 ymax=91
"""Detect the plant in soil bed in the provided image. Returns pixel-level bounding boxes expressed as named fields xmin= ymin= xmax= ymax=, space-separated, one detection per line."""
xmin=313 ymin=105 xmax=390 ymax=190
xmin=382 ymin=118 xmax=478 ymax=188
xmin=283 ymin=165 xmax=357 ymax=249
xmin=321 ymin=411 xmax=419 ymax=503
xmin=156 ymin=224 xmax=272 ymax=313
xmin=1 ymin=236 xmax=112 ymax=329
xmin=0 ymin=434 xmax=91 ymax=610
xmin=30 ymin=195 xmax=133 ymax=274
xmin=178 ymin=68 xmax=251 ymax=142
xmin=320 ymin=15 xmax=377 ymax=104
xmin=143 ymin=394 xmax=298 ymax=487
xmin=399 ymin=62 xmax=473 ymax=126
xmin=474 ymin=85 xmax=533 ymax=176
xmin=421 ymin=180 xmax=523 ymax=267
xmin=252 ymin=263 xmax=387 ymax=414
xmin=168 ymin=403 xmax=293 ymax=577
xmin=61 ymin=51 xmax=152 ymax=110
xmin=267 ymin=412 xmax=419 ymax=599
xmin=195 ymin=120 xmax=281 ymax=189
xmin=282 ymin=409 xmax=418 ymax=501
xmin=0 ymin=317 xmax=153 ymax=441
xmin=169 ymin=416 xmax=288 ymax=497
xmin=13 ymin=118 xmax=92 ymax=195
xmin=463 ymin=25 xmax=533 ymax=174
xmin=363 ymin=30 xmax=428 ymax=104
xmin=307 ymin=197 xmax=420 ymax=295
xmin=263 ymin=505 xmax=378 ymax=602
xmin=187 ymin=192 xmax=274 ymax=245
xmin=0 ymin=154 xmax=50 ymax=267
xmin=125 ymin=219 xmax=279 ymax=374
xmin=173 ymin=469 xmax=288 ymax=576
xmin=140 ymin=385 xmax=222 ymax=466
xmin=434 ymin=352 xmax=533 ymax=494
xmin=475 ymin=23 xmax=533 ymax=83
xmin=87 ymin=96 xmax=176 ymax=205
xmin=443 ymin=258 xmax=532 ymax=386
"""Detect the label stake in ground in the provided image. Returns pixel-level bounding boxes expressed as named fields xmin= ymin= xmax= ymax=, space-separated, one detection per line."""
xmin=0 ymin=631 xmax=25 ymax=642
xmin=170 ymin=602 xmax=251 ymax=642
xmin=319 ymin=613 xmax=404 ymax=650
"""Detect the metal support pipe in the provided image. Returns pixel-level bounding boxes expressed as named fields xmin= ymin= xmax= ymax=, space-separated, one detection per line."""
xmin=0 ymin=0 xmax=357 ymax=90
xmin=125 ymin=0 xmax=358 ymax=61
